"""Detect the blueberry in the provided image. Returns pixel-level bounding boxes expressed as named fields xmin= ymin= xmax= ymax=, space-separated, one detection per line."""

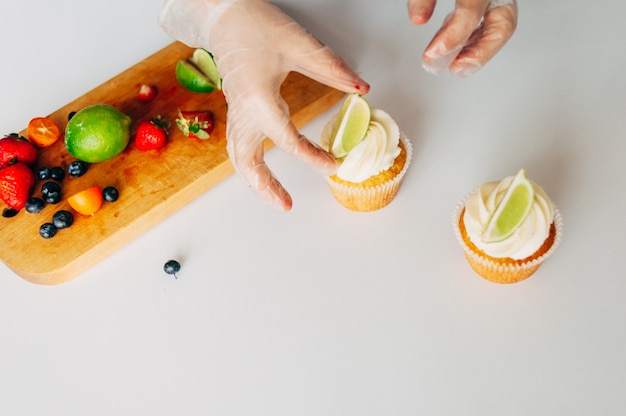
xmin=41 ymin=181 xmax=62 ymax=204
xmin=39 ymin=223 xmax=57 ymax=239
xmin=102 ymin=186 xmax=119 ymax=202
xmin=50 ymin=166 xmax=65 ymax=181
xmin=52 ymin=210 xmax=74 ymax=229
xmin=25 ymin=197 xmax=45 ymax=214
xmin=2 ymin=207 xmax=19 ymax=218
xmin=37 ymin=167 xmax=51 ymax=181
xmin=163 ymin=260 xmax=181 ymax=278
xmin=67 ymin=160 xmax=89 ymax=177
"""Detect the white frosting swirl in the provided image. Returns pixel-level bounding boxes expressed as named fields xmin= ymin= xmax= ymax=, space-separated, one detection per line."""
xmin=321 ymin=108 xmax=401 ymax=183
xmin=463 ymin=175 xmax=554 ymax=259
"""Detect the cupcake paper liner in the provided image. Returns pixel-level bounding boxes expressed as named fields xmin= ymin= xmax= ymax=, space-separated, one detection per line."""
xmin=452 ymin=197 xmax=563 ymax=284
xmin=326 ymin=134 xmax=413 ymax=212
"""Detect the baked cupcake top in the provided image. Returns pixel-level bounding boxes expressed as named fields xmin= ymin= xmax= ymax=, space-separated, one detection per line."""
xmin=463 ymin=172 xmax=554 ymax=259
xmin=321 ymin=108 xmax=401 ymax=183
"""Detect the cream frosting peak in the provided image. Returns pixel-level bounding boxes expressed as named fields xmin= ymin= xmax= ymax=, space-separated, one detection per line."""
xmin=321 ymin=108 xmax=400 ymax=183
xmin=463 ymin=175 xmax=554 ymax=259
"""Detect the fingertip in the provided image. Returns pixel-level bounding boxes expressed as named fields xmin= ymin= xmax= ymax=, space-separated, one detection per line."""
xmin=282 ymin=195 xmax=293 ymax=212
xmin=270 ymin=193 xmax=293 ymax=212
xmin=279 ymin=131 xmax=338 ymax=176
xmin=354 ymin=81 xmax=371 ymax=95
xmin=410 ymin=14 xmax=430 ymax=25
xmin=407 ymin=0 xmax=435 ymax=25
xmin=255 ymin=174 xmax=293 ymax=213
xmin=266 ymin=177 xmax=293 ymax=212
xmin=312 ymin=142 xmax=339 ymax=176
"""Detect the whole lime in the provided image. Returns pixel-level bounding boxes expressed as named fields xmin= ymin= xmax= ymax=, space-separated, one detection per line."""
xmin=65 ymin=104 xmax=131 ymax=163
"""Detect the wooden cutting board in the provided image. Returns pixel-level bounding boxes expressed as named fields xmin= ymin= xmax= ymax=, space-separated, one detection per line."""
xmin=0 ymin=41 xmax=344 ymax=285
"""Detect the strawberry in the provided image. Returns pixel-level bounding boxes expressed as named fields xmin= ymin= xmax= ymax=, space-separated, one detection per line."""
xmin=0 ymin=134 xmax=38 ymax=168
xmin=135 ymin=117 xmax=170 ymax=151
xmin=0 ymin=163 xmax=35 ymax=210
xmin=138 ymin=84 xmax=158 ymax=102
xmin=176 ymin=109 xmax=214 ymax=140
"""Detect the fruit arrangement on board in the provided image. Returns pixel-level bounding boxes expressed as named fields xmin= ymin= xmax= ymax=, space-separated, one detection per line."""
xmin=0 ymin=41 xmax=344 ymax=285
xmin=0 ymin=48 xmax=221 ymax=244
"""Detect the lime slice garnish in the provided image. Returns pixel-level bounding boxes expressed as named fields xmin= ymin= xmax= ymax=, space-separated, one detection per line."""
xmin=176 ymin=60 xmax=216 ymax=93
xmin=481 ymin=168 xmax=535 ymax=243
xmin=329 ymin=93 xmax=371 ymax=158
xmin=191 ymin=48 xmax=222 ymax=90
xmin=175 ymin=49 xmax=221 ymax=93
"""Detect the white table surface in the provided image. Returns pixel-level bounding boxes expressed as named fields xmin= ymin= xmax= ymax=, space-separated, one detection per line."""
xmin=1 ymin=1 xmax=625 ymax=415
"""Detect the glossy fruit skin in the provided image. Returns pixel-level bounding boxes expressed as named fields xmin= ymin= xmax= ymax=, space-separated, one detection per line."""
xmin=27 ymin=117 xmax=62 ymax=147
xmin=39 ymin=223 xmax=57 ymax=239
xmin=25 ymin=197 xmax=45 ymax=214
xmin=37 ymin=167 xmax=51 ymax=181
xmin=52 ymin=210 xmax=74 ymax=229
xmin=0 ymin=163 xmax=36 ymax=210
xmin=135 ymin=118 xmax=169 ymax=151
xmin=41 ymin=181 xmax=62 ymax=204
xmin=65 ymin=104 xmax=131 ymax=163
xmin=67 ymin=185 xmax=103 ymax=216
xmin=175 ymin=60 xmax=217 ymax=93
xmin=67 ymin=160 xmax=89 ymax=177
xmin=164 ymin=260 xmax=181 ymax=277
xmin=50 ymin=166 xmax=65 ymax=182
xmin=102 ymin=186 xmax=119 ymax=202
xmin=0 ymin=135 xmax=38 ymax=168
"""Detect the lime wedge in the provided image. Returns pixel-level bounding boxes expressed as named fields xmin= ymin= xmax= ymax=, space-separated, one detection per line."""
xmin=176 ymin=60 xmax=216 ymax=93
xmin=329 ymin=93 xmax=371 ymax=158
xmin=481 ymin=168 xmax=535 ymax=243
xmin=175 ymin=49 xmax=221 ymax=93
xmin=191 ymin=48 xmax=222 ymax=90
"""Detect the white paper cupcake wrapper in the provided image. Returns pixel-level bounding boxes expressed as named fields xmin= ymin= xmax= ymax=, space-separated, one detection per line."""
xmin=452 ymin=196 xmax=563 ymax=273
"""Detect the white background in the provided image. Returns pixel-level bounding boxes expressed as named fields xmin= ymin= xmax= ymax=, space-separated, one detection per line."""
xmin=1 ymin=0 xmax=625 ymax=415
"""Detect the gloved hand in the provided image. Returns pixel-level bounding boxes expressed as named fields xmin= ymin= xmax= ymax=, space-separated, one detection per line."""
xmin=407 ymin=0 xmax=518 ymax=77
xmin=159 ymin=0 xmax=370 ymax=212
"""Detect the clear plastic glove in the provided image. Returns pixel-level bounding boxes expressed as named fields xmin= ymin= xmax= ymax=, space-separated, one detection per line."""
xmin=407 ymin=0 xmax=518 ymax=77
xmin=159 ymin=0 xmax=370 ymax=212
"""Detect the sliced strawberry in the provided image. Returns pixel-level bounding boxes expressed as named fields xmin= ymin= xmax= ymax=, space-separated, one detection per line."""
xmin=138 ymin=84 xmax=158 ymax=102
xmin=176 ymin=109 xmax=214 ymax=140
xmin=135 ymin=117 xmax=170 ymax=151
xmin=0 ymin=163 xmax=35 ymax=210
xmin=0 ymin=134 xmax=38 ymax=168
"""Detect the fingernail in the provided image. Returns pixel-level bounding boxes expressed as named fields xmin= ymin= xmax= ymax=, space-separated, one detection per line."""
xmin=265 ymin=182 xmax=293 ymax=213
xmin=423 ymin=43 xmax=463 ymax=76
xmin=452 ymin=66 xmax=479 ymax=78
xmin=451 ymin=62 xmax=481 ymax=78
xmin=422 ymin=62 xmax=444 ymax=76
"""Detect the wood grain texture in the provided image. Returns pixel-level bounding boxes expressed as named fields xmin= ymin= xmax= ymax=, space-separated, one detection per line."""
xmin=0 ymin=42 xmax=345 ymax=285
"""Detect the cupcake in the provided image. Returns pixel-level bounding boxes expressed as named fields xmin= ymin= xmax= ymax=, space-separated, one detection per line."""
xmin=452 ymin=169 xmax=563 ymax=284
xmin=320 ymin=94 xmax=412 ymax=212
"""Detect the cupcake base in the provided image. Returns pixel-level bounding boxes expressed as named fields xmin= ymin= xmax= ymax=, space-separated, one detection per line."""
xmin=326 ymin=135 xmax=412 ymax=212
xmin=454 ymin=206 xmax=563 ymax=284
